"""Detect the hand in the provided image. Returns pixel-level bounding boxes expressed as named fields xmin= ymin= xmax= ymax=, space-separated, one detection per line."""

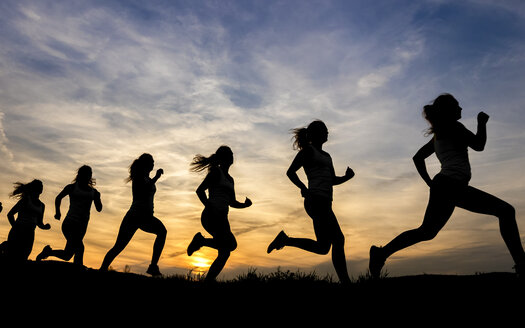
xmin=54 ymin=213 xmax=61 ymax=221
xmin=156 ymin=168 xmax=164 ymax=177
xmin=345 ymin=167 xmax=355 ymax=179
xmin=244 ymin=197 xmax=252 ymax=207
xmin=41 ymin=223 xmax=51 ymax=230
xmin=300 ymin=187 xmax=310 ymax=198
xmin=477 ymin=111 xmax=489 ymax=125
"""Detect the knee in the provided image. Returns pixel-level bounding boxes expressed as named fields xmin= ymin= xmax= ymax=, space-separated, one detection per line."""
xmin=498 ymin=203 xmax=515 ymax=220
xmin=317 ymin=241 xmax=332 ymax=255
xmin=157 ymin=225 xmax=167 ymax=238
xmin=226 ymin=236 xmax=237 ymax=252
xmin=417 ymin=226 xmax=439 ymax=242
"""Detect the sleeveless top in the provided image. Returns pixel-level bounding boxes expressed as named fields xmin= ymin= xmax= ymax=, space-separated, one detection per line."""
xmin=16 ymin=198 xmax=44 ymax=229
xmin=207 ymin=167 xmax=234 ymax=211
xmin=303 ymin=145 xmax=334 ymax=200
xmin=65 ymin=183 xmax=95 ymax=224
xmin=434 ymin=122 xmax=472 ymax=184
xmin=129 ymin=177 xmax=156 ymax=214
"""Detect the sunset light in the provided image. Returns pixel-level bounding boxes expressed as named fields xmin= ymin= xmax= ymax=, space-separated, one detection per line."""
xmin=1 ymin=0 xmax=525 ymax=281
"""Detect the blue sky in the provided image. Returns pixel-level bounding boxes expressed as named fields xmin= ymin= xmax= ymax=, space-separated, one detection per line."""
xmin=1 ymin=0 xmax=525 ymax=279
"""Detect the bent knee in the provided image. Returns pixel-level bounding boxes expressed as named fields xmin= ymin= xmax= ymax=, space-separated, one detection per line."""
xmin=157 ymin=225 xmax=168 ymax=238
xmin=417 ymin=227 xmax=439 ymax=242
xmin=498 ymin=203 xmax=515 ymax=219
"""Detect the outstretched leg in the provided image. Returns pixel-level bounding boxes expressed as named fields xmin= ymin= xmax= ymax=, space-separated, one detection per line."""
xmin=370 ymin=182 xmax=456 ymax=278
xmin=456 ymin=186 xmax=525 ymax=268
xmin=100 ymin=215 xmax=138 ymax=271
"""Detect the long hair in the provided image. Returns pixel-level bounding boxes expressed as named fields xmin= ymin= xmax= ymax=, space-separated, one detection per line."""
xmin=73 ymin=165 xmax=95 ymax=187
xmin=127 ymin=153 xmax=154 ymax=182
xmin=291 ymin=120 xmax=327 ymax=150
xmin=190 ymin=145 xmax=232 ymax=172
xmin=423 ymin=93 xmax=459 ymax=136
xmin=10 ymin=179 xmax=43 ymax=199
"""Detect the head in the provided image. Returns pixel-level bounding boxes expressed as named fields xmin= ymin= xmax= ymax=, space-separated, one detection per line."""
xmin=10 ymin=179 xmax=43 ymax=199
xmin=190 ymin=145 xmax=234 ymax=172
xmin=292 ymin=120 xmax=328 ymax=150
xmin=127 ymin=153 xmax=154 ymax=182
xmin=74 ymin=165 xmax=95 ymax=187
xmin=423 ymin=93 xmax=462 ymax=135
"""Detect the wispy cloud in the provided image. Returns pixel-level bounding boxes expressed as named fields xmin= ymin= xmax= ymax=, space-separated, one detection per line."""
xmin=0 ymin=0 xmax=524 ymax=277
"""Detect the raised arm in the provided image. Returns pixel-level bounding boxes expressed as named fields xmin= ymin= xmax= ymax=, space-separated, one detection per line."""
xmin=332 ymin=166 xmax=355 ymax=186
xmin=151 ymin=168 xmax=164 ymax=184
xmin=466 ymin=112 xmax=488 ymax=151
xmin=413 ymin=138 xmax=435 ymax=187
xmin=229 ymin=190 xmax=252 ymax=209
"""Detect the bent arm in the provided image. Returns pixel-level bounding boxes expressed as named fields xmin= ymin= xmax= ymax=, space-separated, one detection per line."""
xmin=94 ymin=189 xmax=103 ymax=212
xmin=55 ymin=185 xmax=72 ymax=220
xmin=7 ymin=201 xmax=21 ymax=226
xmin=196 ymin=173 xmax=212 ymax=207
xmin=286 ymin=151 xmax=308 ymax=194
xmin=37 ymin=203 xmax=50 ymax=230
xmin=467 ymin=112 xmax=488 ymax=151
xmin=413 ymin=138 xmax=435 ymax=187
xmin=332 ymin=166 xmax=354 ymax=186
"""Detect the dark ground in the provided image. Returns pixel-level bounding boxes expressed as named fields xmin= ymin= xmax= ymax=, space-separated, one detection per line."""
xmin=1 ymin=260 xmax=523 ymax=324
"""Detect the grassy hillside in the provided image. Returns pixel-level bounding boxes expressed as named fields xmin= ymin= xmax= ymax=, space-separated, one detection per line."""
xmin=1 ymin=260 xmax=523 ymax=324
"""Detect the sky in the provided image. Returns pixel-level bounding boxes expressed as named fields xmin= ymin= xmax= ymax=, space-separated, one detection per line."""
xmin=1 ymin=0 xmax=525 ymax=280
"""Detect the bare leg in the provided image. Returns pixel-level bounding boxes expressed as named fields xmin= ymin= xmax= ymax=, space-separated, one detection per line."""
xmin=457 ymin=186 xmax=525 ymax=266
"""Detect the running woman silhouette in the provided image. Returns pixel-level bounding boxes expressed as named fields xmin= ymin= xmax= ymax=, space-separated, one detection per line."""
xmin=369 ymin=93 xmax=525 ymax=278
xmin=5 ymin=180 xmax=50 ymax=263
xmin=187 ymin=146 xmax=252 ymax=282
xmin=267 ymin=120 xmax=354 ymax=284
xmin=36 ymin=165 xmax=102 ymax=265
xmin=100 ymin=154 xmax=166 ymax=276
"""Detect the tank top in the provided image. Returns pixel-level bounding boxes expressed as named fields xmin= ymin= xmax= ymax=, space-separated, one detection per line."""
xmin=208 ymin=167 xmax=234 ymax=211
xmin=434 ymin=122 xmax=472 ymax=183
xmin=130 ymin=177 xmax=156 ymax=214
xmin=16 ymin=198 xmax=44 ymax=229
xmin=65 ymin=183 xmax=95 ymax=224
xmin=303 ymin=145 xmax=334 ymax=200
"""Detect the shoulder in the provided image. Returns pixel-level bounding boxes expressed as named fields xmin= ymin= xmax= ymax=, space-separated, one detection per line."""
xmin=206 ymin=166 xmax=221 ymax=181
xmin=64 ymin=183 xmax=76 ymax=192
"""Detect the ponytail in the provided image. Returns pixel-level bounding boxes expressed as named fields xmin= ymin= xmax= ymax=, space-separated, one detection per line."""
xmin=127 ymin=153 xmax=153 ymax=182
xmin=10 ymin=179 xmax=43 ymax=199
xmin=190 ymin=145 xmax=232 ymax=172
xmin=190 ymin=153 xmax=218 ymax=172
xmin=291 ymin=127 xmax=308 ymax=150
xmin=422 ymin=93 xmax=459 ymax=136
xmin=291 ymin=120 xmax=327 ymax=150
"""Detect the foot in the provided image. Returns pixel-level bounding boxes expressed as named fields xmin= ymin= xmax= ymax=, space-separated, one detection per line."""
xmin=36 ymin=245 xmax=52 ymax=261
xmin=147 ymin=264 xmax=162 ymax=277
xmin=187 ymin=232 xmax=204 ymax=256
xmin=514 ymin=262 xmax=525 ymax=278
xmin=369 ymin=245 xmax=386 ymax=279
xmin=267 ymin=230 xmax=288 ymax=254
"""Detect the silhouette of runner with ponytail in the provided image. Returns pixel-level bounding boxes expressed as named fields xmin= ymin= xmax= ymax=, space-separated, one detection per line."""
xmin=100 ymin=154 xmax=166 ymax=276
xmin=267 ymin=120 xmax=354 ymax=284
xmin=187 ymin=145 xmax=252 ymax=282
xmin=369 ymin=93 xmax=525 ymax=278
xmin=5 ymin=180 xmax=50 ymax=264
xmin=36 ymin=165 xmax=102 ymax=266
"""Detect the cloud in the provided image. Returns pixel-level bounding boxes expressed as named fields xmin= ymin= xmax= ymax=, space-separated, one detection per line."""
xmin=0 ymin=0 xmax=524 ymax=277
